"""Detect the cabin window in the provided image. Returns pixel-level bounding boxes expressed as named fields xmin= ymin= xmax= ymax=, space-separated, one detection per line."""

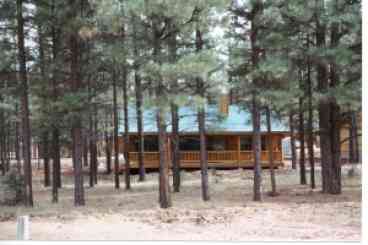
xmin=241 ymin=136 xmax=267 ymax=151
xmin=179 ymin=137 xmax=200 ymax=151
xmin=261 ymin=136 xmax=267 ymax=151
xmin=133 ymin=136 xmax=158 ymax=152
xmin=240 ymin=137 xmax=252 ymax=151
xmin=207 ymin=137 xmax=226 ymax=151
xmin=144 ymin=136 xmax=159 ymax=151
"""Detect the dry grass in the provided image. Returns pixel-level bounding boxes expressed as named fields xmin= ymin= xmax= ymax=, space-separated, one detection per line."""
xmin=0 ymin=161 xmax=361 ymax=241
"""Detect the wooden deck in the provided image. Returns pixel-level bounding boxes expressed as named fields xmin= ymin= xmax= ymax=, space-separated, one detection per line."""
xmin=128 ymin=151 xmax=283 ymax=169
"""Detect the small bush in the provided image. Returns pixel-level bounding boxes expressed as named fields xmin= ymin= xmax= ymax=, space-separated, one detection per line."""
xmin=0 ymin=169 xmax=25 ymax=206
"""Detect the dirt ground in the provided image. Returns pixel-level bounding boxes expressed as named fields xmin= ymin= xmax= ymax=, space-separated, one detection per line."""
xmin=0 ymin=161 xmax=361 ymax=241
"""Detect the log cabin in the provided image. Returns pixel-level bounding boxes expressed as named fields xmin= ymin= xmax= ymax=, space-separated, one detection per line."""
xmin=339 ymin=112 xmax=362 ymax=163
xmin=115 ymin=97 xmax=289 ymax=170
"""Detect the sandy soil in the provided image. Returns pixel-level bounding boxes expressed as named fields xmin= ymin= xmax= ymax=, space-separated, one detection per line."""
xmin=0 ymin=162 xmax=361 ymax=241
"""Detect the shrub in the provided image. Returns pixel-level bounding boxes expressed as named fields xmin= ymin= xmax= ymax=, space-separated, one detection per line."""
xmin=0 ymin=168 xmax=25 ymax=206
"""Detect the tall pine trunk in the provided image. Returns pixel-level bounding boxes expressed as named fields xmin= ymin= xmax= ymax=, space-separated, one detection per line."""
xmin=51 ymin=0 xmax=62 ymax=190
xmin=171 ymin=104 xmax=180 ymax=192
xmin=15 ymin=104 xmax=21 ymax=173
xmin=316 ymin=0 xmax=341 ymax=194
xmin=70 ymin=2 xmax=85 ymax=206
xmin=83 ymin=129 xmax=89 ymax=167
xmin=112 ymin=70 xmax=120 ymax=189
xmin=42 ymin=132 xmax=50 ymax=187
xmin=89 ymin=99 xmax=98 ymax=187
xmin=17 ymin=0 xmax=33 ymax=207
xmin=157 ymin=108 xmax=171 ymax=208
xmin=122 ymin=68 xmax=131 ymax=190
xmin=51 ymin=129 xmax=59 ymax=203
xmin=5 ymin=122 xmax=11 ymax=173
xmin=0 ymin=107 xmax=5 ymax=176
xmin=153 ymin=18 xmax=171 ymax=208
xmin=105 ymin=117 xmax=112 ymax=174
xmin=38 ymin=24 xmax=51 ymax=188
xmin=299 ymin=76 xmax=307 ymax=185
xmin=328 ymin=18 xmax=342 ymax=194
xmin=93 ymin=105 xmax=98 ymax=185
xmin=266 ymin=107 xmax=277 ymax=196
xmin=252 ymin=94 xmax=262 ymax=201
xmin=349 ymin=111 xmax=359 ymax=163
xmin=250 ymin=0 xmax=263 ymax=202
xmin=196 ymin=27 xmax=210 ymax=201
xmin=289 ymin=112 xmax=297 ymax=170
xmin=133 ymin=17 xmax=146 ymax=182
xmin=306 ymin=36 xmax=315 ymax=189
xmin=89 ymin=117 xmax=95 ymax=187
xmin=168 ymin=21 xmax=180 ymax=193
xmin=316 ymin=0 xmax=332 ymax=193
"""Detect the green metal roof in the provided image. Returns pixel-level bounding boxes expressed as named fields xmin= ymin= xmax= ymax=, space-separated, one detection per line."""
xmin=119 ymin=105 xmax=288 ymax=134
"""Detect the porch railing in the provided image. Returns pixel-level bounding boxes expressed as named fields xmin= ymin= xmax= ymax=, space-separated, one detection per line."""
xmin=129 ymin=150 xmax=282 ymax=163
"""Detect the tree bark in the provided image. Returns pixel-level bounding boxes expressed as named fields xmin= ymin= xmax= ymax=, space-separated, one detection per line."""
xmin=133 ymin=16 xmax=146 ymax=182
xmin=349 ymin=111 xmax=359 ymax=163
xmin=289 ymin=112 xmax=297 ymax=170
xmin=104 ymin=123 xmax=112 ymax=174
xmin=122 ymin=67 xmax=131 ymax=190
xmin=252 ymin=94 xmax=262 ymax=201
xmin=317 ymin=4 xmax=330 ymax=193
xmin=5 ymin=122 xmax=11 ymax=173
xmin=299 ymin=75 xmax=307 ymax=185
xmin=15 ymin=104 xmax=21 ymax=173
xmin=196 ymin=27 xmax=210 ymax=202
xmin=89 ymin=112 xmax=95 ymax=188
xmin=153 ymin=17 xmax=171 ymax=208
xmin=0 ymin=106 xmax=5 ymax=176
xmin=328 ymin=18 xmax=342 ymax=194
xmin=37 ymin=23 xmax=51 ymax=188
xmin=17 ymin=0 xmax=33 ymax=207
xmin=266 ymin=107 xmax=277 ymax=196
xmin=157 ymin=108 xmax=171 ymax=208
xmin=171 ymin=104 xmax=180 ymax=192
xmin=83 ymin=129 xmax=89 ymax=167
xmin=112 ymin=70 xmax=120 ymax=189
xmin=250 ymin=0 xmax=263 ymax=202
xmin=168 ymin=21 xmax=180 ymax=193
xmin=0 ymin=111 xmax=5 ymax=176
xmin=306 ymin=36 xmax=315 ymax=189
xmin=51 ymin=128 xmax=59 ymax=203
xmin=70 ymin=1 xmax=85 ymax=206
xmin=314 ymin=0 xmax=342 ymax=194
xmin=72 ymin=126 xmax=85 ymax=206
xmin=93 ymin=105 xmax=98 ymax=185
xmin=42 ymin=132 xmax=50 ymax=187
xmin=50 ymin=0 xmax=62 ymax=190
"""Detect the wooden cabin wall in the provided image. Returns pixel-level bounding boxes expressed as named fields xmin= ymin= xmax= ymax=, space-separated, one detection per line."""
xmin=225 ymin=136 xmax=238 ymax=151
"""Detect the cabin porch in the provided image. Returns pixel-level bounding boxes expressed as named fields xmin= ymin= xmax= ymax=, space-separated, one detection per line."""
xmin=122 ymin=133 xmax=285 ymax=169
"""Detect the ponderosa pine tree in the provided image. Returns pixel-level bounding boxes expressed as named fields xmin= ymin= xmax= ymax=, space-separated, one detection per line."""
xmin=133 ymin=26 xmax=146 ymax=182
xmin=266 ymin=107 xmax=277 ymax=196
xmin=305 ymin=32 xmax=315 ymax=189
xmin=16 ymin=0 xmax=33 ymax=207
xmin=120 ymin=2 xmax=131 ymax=190
xmin=195 ymin=23 xmax=210 ymax=202
xmin=68 ymin=0 xmax=85 ymax=206
xmin=167 ymin=20 xmax=181 ymax=193
xmin=289 ymin=112 xmax=297 ymax=170
xmin=298 ymin=71 xmax=307 ymax=185
xmin=112 ymin=68 xmax=120 ymax=190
